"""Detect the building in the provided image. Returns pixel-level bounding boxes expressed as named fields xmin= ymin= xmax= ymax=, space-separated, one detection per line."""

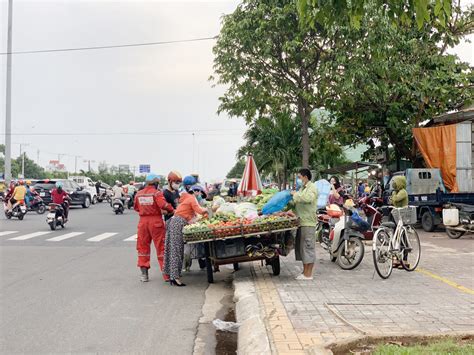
xmin=46 ymin=160 xmax=67 ymax=172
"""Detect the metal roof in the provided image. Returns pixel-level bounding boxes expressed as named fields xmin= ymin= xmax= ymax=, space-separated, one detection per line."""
xmin=426 ymin=107 xmax=474 ymax=126
xmin=321 ymin=161 xmax=378 ymax=175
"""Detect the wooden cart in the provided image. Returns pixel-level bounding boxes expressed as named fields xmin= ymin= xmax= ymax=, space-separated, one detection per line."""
xmin=185 ymin=222 xmax=298 ymax=283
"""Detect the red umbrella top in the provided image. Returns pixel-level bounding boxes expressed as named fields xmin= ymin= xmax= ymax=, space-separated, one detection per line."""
xmin=238 ymin=154 xmax=263 ymax=196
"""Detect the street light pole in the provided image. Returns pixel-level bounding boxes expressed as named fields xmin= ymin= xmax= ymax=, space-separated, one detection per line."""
xmin=20 ymin=143 xmax=29 ymax=178
xmin=4 ymin=0 xmax=13 ymax=183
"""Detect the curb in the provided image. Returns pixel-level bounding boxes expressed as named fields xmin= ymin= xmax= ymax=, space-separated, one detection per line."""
xmin=233 ymin=271 xmax=271 ymax=355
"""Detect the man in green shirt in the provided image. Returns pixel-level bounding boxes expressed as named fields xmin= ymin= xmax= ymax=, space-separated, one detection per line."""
xmin=291 ymin=168 xmax=318 ymax=280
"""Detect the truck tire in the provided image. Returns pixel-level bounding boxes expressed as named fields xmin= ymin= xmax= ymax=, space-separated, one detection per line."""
xmin=421 ymin=211 xmax=435 ymax=232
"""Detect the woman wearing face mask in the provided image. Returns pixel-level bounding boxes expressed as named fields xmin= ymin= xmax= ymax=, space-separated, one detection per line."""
xmin=164 ymin=176 xmax=208 ymax=286
xmin=328 ymin=176 xmax=344 ymax=206
xmin=163 ymin=171 xmax=183 ymax=221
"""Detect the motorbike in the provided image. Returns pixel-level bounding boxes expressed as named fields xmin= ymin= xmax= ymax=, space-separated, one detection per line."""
xmin=4 ymin=201 xmax=27 ymax=220
xmin=112 ymin=198 xmax=125 ymax=214
xmin=28 ymin=194 xmax=46 ymax=214
xmin=46 ymin=196 xmax=70 ymax=230
xmin=355 ymin=194 xmax=384 ymax=240
xmin=316 ymin=206 xmax=366 ymax=270
xmin=443 ymin=203 xmax=474 ymax=239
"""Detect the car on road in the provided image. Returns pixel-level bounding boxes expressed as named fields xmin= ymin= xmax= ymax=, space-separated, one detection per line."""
xmin=33 ymin=179 xmax=92 ymax=208
xmin=69 ymin=176 xmax=99 ymax=204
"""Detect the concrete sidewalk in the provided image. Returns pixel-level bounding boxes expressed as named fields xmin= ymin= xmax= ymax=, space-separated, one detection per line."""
xmin=235 ymin=230 xmax=474 ymax=354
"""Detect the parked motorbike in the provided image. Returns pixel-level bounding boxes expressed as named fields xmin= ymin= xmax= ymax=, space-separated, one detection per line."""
xmin=355 ymin=195 xmax=384 ymax=240
xmin=4 ymin=201 xmax=27 ymax=220
xmin=112 ymin=198 xmax=125 ymax=214
xmin=316 ymin=206 xmax=366 ymax=270
xmin=28 ymin=194 xmax=46 ymax=214
xmin=443 ymin=203 xmax=474 ymax=239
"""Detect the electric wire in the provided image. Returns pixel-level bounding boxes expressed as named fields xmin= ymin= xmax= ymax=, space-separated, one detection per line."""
xmin=0 ymin=36 xmax=218 ymax=55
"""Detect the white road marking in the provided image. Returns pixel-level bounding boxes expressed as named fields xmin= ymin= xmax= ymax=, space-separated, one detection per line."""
xmin=47 ymin=232 xmax=85 ymax=242
xmin=0 ymin=231 xmax=18 ymax=236
xmin=123 ymin=234 xmax=137 ymax=241
xmin=87 ymin=233 xmax=117 ymax=242
xmin=9 ymin=231 xmax=51 ymax=241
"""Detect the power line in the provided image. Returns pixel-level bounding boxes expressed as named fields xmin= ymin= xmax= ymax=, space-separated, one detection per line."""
xmin=0 ymin=36 xmax=218 ymax=55
xmin=2 ymin=128 xmax=244 ymax=136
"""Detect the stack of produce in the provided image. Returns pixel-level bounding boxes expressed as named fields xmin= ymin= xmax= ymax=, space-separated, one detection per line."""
xmin=252 ymin=189 xmax=277 ymax=210
xmin=183 ymin=207 xmax=299 ymax=242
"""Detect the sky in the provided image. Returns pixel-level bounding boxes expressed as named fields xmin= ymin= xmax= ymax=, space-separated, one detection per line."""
xmin=0 ymin=0 xmax=473 ymax=181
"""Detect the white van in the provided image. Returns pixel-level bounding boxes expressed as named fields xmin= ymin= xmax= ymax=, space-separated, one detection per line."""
xmin=70 ymin=176 xmax=98 ymax=204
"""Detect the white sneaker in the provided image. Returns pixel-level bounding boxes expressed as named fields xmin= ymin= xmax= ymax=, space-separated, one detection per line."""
xmin=295 ymin=274 xmax=313 ymax=280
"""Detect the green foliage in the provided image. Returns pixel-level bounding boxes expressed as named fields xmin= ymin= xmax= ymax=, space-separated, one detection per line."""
xmin=326 ymin=3 xmax=473 ymax=160
xmin=227 ymin=159 xmax=246 ymax=179
xmin=212 ymin=0 xmax=339 ymax=167
xmin=297 ymin=0 xmax=455 ymax=30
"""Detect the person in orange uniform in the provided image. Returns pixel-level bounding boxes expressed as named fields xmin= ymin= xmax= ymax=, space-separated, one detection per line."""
xmin=134 ymin=173 xmax=174 ymax=282
xmin=164 ymin=176 xmax=208 ymax=286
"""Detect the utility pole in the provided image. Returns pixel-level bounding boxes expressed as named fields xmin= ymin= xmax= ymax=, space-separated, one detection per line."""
xmin=4 ymin=0 xmax=13 ymax=184
xmin=74 ymin=155 xmax=82 ymax=174
xmin=37 ymin=149 xmax=40 ymax=165
xmin=20 ymin=143 xmax=29 ymax=178
xmin=192 ymin=132 xmax=195 ymax=172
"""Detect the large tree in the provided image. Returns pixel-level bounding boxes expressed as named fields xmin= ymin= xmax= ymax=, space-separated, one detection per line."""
xmin=326 ymin=2 xmax=473 ymax=161
xmin=297 ymin=0 xmax=455 ymax=29
xmin=212 ymin=0 xmax=338 ymax=168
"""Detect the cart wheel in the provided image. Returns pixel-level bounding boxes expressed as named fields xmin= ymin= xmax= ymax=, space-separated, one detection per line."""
xmin=271 ymin=257 xmax=280 ymax=276
xmin=206 ymin=258 xmax=214 ymax=283
xmin=233 ymin=263 xmax=239 ymax=271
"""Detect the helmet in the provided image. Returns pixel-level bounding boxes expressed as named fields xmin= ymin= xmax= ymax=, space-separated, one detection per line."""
xmin=145 ymin=173 xmax=160 ymax=185
xmin=18 ymin=180 xmax=24 ymax=185
xmin=55 ymin=181 xmax=63 ymax=188
xmin=26 ymin=180 xmax=31 ymax=185
xmin=183 ymin=175 xmax=196 ymax=186
xmin=191 ymin=185 xmax=207 ymax=199
xmin=168 ymin=171 xmax=182 ymax=183
xmin=115 ymin=180 xmax=120 ymax=185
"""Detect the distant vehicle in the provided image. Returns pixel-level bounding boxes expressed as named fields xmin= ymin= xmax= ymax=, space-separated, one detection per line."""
xmin=70 ymin=176 xmax=98 ymax=204
xmin=33 ymin=179 xmax=92 ymax=208
xmin=384 ymin=168 xmax=474 ymax=232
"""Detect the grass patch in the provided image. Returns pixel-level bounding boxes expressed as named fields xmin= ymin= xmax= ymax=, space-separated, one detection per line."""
xmin=374 ymin=339 xmax=474 ymax=355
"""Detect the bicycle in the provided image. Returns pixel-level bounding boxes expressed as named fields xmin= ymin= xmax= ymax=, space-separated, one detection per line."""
xmin=372 ymin=206 xmax=421 ymax=279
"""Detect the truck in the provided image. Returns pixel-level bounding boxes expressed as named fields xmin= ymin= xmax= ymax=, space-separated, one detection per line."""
xmin=385 ymin=110 xmax=474 ymax=232
xmin=69 ymin=176 xmax=98 ymax=204
xmin=384 ymin=168 xmax=474 ymax=231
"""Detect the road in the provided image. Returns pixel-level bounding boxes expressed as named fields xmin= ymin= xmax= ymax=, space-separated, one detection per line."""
xmin=0 ymin=202 xmax=212 ymax=354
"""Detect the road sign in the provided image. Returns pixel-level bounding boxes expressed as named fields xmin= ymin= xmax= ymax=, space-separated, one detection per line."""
xmin=139 ymin=165 xmax=150 ymax=174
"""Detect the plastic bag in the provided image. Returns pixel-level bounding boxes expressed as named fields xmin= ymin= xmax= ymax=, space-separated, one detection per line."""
xmin=315 ymin=179 xmax=331 ymax=209
xmin=262 ymin=190 xmax=292 ymax=215
xmin=216 ymin=203 xmax=236 ymax=215
xmin=212 ymin=319 xmax=241 ymax=333
xmin=212 ymin=196 xmax=226 ymax=209
xmin=235 ymin=202 xmax=258 ymax=219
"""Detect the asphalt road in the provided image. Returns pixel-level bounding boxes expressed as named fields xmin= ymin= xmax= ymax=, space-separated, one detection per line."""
xmin=0 ymin=202 xmax=211 ymax=354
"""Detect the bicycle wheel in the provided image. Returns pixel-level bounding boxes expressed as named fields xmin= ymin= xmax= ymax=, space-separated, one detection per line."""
xmin=400 ymin=226 xmax=421 ymax=271
xmin=372 ymin=228 xmax=393 ymax=279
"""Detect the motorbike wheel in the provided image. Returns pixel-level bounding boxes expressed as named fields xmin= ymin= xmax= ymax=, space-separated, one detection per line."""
xmin=5 ymin=212 xmax=12 ymax=219
xmin=18 ymin=214 xmax=24 ymax=221
xmin=446 ymin=228 xmax=465 ymax=239
xmin=37 ymin=205 xmax=46 ymax=214
xmin=115 ymin=210 xmax=119 ymax=215
xmin=49 ymin=222 xmax=56 ymax=231
xmin=337 ymin=237 xmax=365 ymax=270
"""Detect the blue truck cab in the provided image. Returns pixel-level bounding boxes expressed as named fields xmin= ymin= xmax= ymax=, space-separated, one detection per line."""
xmin=384 ymin=168 xmax=474 ymax=232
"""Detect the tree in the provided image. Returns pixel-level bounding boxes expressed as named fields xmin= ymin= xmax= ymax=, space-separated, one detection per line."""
xmin=237 ymin=113 xmax=301 ymax=189
xmin=297 ymin=0 xmax=455 ymax=30
xmin=326 ymin=3 xmax=473 ymax=161
xmin=212 ymin=0 xmax=339 ymax=168
xmin=227 ymin=159 xmax=246 ymax=179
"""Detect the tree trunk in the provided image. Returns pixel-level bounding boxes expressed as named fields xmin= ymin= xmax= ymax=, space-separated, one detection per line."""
xmin=298 ymin=100 xmax=310 ymax=168
xmin=283 ymin=165 xmax=288 ymax=190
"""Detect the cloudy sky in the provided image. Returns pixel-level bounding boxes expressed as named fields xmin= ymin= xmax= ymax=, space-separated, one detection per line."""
xmin=0 ymin=0 xmax=472 ymax=181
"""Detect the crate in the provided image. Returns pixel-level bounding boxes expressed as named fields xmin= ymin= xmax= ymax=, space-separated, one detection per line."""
xmin=391 ymin=206 xmax=417 ymax=225
xmin=214 ymin=238 xmax=246 ymax=258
